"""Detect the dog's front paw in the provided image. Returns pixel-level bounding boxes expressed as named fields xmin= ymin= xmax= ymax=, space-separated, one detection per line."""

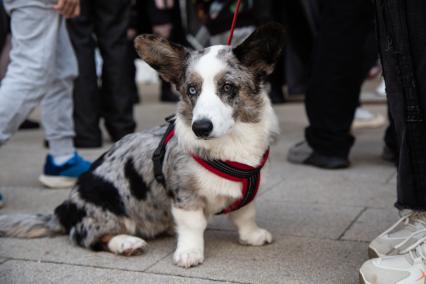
xmin=173 ymin=248 xmax=204 ymax=268
xmin=239 ymin=228 xmax=273 ymax=246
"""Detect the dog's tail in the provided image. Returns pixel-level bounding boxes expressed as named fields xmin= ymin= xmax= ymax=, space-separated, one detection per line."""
xmin=0 ymin=213 xmax=64 ymax=238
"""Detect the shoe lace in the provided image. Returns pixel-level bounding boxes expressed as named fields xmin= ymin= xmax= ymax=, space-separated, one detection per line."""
xmin=380 ymin=212 xmax=426 ymax=252
xmin=400 ymin=238 xmax=426 ymax=264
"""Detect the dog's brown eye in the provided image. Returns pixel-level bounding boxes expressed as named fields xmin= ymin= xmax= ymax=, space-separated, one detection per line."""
xmin=188 ymin=86 xmax=197 ymax=96
xmin=223 ymin=83 xmax=232 ymax=92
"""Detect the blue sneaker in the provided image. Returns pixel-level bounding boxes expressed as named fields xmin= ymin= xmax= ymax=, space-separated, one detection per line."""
xmin=39 ymin=152 xmax=91 ymax=188
xmin=0 ymin=192 xmax=4 ymax=208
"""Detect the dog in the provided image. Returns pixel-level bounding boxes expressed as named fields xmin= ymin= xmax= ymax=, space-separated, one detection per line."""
xmin=0 ymin=23 xmax=286 ymax=268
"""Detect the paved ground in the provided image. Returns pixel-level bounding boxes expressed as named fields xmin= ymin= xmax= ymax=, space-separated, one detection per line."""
xmin=0 ymin=87 xmax=397 ymax=284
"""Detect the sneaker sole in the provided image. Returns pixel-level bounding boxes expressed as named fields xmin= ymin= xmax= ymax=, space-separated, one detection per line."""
xmin=39 ymin=175 xmax=77 ymax=189
xmin=368 ymin=247 xmax=380 ymax=259
xmin=359 ymin=272 xmax=370 ymax=284
xmin=352 ymin=114 xmax=386 ymax=130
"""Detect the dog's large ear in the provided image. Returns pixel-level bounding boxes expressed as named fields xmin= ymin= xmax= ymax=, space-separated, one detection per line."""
xmin=135 ymin=34 xmax=189 ymax=85
xmin=233 ymin=23 xmax=286 ymax=78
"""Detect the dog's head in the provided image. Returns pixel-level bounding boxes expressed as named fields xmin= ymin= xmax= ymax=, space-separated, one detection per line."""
xmin=135 ymin=23 xmax=286 ymax=140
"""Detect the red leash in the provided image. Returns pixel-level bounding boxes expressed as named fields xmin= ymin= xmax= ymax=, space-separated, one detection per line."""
xmin=226 ymin=0 xmax=242 ymax=45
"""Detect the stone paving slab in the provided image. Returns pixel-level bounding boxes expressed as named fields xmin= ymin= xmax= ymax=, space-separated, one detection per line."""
xmin=209 ymin=197 xmax=364 ymax=240
xmin=0 ymin=236 xmax=174 ymax=272
xmin=0 ymin=186 xmax=68 ymax=214
xmin=0 ymin=260 xmax=231 ymax=284
xmin=261 ymin=173 xmax=396 ymax=209
xmin=147 ymin=230 xmax=367 ymax=284
xmin=271 ymin=139 xmax=396 ymax=186
xmin=0 ymin=102 xmax=396 ymax=283
xmin=342 ymin=208 xmax=400 ymax=242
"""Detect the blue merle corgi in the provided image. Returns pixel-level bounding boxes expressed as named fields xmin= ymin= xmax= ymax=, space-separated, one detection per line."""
xmin=0 ymin=23 xmax=286 ymax=268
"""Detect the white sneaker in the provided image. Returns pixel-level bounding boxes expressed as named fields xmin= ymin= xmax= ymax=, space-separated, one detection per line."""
xmin=369 ymin=212 xmax=426 ymax=258
xmin=352 ymin=107 xmax=386 ymax=129
xmin=360 ymin=243 xmax=426 ymax=284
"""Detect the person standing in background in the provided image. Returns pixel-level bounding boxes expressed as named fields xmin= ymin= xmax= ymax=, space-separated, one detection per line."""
xmin=67 ymin=0 xmax=137 ymax=148
xmin=146 ymin=0 xmax=186 ymax=102
xmin=0 ymin=0 xmax=91 ymax=206
xmin=359 ymin=0 xmax=426 ymax=282
xmin=287 ymin=0 xmax=375 ymax=169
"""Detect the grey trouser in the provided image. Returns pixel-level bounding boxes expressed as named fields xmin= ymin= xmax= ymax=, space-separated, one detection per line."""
xmin=0 ymin=0 xmax=77 ymax=156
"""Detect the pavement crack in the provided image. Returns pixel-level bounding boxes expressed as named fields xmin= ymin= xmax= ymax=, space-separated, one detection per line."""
xmin=384 ymin=171 xmax=397 ymax=184
xmin=337 ymin=207 xmax=368 ymax=240
xmin=3 ymin=257 xmax=249 ymax=284
xmin=142 ymin=250 xmax=173 ymax=272
xmin=141 ymin=271 xmax=250 ymax=284
xmin=0 ymin=258 xmax=10 ymax=265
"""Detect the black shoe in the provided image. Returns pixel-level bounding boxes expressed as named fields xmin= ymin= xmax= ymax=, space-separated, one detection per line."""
xmin=19 ymin=119 xmax=40 ymax=130
xmin=287 ymin=141 xmax=350 ymax=169
xmin=304 ymin=152 xmax=350 ymax=169
xmin=160 ymin=81 xmax=179 ymax=103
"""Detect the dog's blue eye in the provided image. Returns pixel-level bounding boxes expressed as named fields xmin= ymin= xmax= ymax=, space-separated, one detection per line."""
xmin=188 ymin=86 xmax=197 ymax=96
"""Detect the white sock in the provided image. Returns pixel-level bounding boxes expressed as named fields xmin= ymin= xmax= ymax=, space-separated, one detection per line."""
xmin=53 ymin=153 xmax=74 ymax=165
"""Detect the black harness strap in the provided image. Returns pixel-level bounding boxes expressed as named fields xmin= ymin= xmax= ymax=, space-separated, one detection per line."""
xmin=152 ymin=116 xmax=176 ymax=187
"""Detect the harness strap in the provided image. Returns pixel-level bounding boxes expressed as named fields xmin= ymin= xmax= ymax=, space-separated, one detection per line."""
xmin=152 ymin=116 xmax=176 ymax=187
xmin=152 ymin=117 xmax=269 ymax=214
xmin=192 ymin=150 xmax=269 ymax=214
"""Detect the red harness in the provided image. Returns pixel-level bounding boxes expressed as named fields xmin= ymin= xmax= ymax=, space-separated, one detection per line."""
xmin=152 ymin=117 xmax=269 ymax=214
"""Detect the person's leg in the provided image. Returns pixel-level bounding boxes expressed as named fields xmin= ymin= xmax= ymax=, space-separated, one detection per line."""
xmin=38 ymin=15 xmax=91 ymax=188
xmin=382 ymin=111 xmax=398 ymax=164
xmin=41 ymin=17 xmax=77 ymax=159
xmin=67 ymin=0 xmax=102 ymax=148
xmin=0 ymin=2 xmax=48 ymax=207
xmin=0 ymin=2 xmax=60 ymax=144
xmin=288 ymin=0 xmax=374 ymax=168
xmin=94 ymin=0 xmax=136 ymax=142
xmin=0 ymin=1 xmax=90 ymax=190
xmin=360 ymin=0 xmax=426 ymax=283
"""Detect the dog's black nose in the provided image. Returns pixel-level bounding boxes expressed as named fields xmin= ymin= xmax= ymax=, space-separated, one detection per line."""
xmin=192 ymin=119 xmax=213 ymax=138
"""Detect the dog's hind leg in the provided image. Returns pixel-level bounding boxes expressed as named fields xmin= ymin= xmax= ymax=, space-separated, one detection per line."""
xmin=229 ymin=202 xmax=273 ymax=246
xmin=106 ymin=234 xmax=147 ymax=256
xmin=70 ymin=215 xmax=147 ymax=256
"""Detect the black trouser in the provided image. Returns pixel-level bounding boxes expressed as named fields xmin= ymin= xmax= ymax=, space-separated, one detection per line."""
xmin=0 ymin=3 xmax=9 ymax=50
xmin=375 ymin=0 xmax=426 ymax=210
xmin=67 ymin=0 xmax=136 ymax=145
xmin=304 ymin=0 xmax=374 ymax=158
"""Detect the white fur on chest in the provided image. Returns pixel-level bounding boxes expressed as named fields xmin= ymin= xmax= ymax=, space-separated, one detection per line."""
xmin=191 ymin=158 xmax=243 ymax=214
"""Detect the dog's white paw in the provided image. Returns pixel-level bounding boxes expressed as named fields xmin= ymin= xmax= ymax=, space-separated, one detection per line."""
xmin=239 ymin=228 xmax=273 ymax=246
xmin=173 ymin=248 xmax=204 ymax=268
xmin=108 ymin=234 xmax=147 ymax=256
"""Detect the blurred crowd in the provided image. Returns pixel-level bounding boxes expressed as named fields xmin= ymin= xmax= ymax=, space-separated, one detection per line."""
xmin=0 ymin=0 xmax=388 ymax=146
